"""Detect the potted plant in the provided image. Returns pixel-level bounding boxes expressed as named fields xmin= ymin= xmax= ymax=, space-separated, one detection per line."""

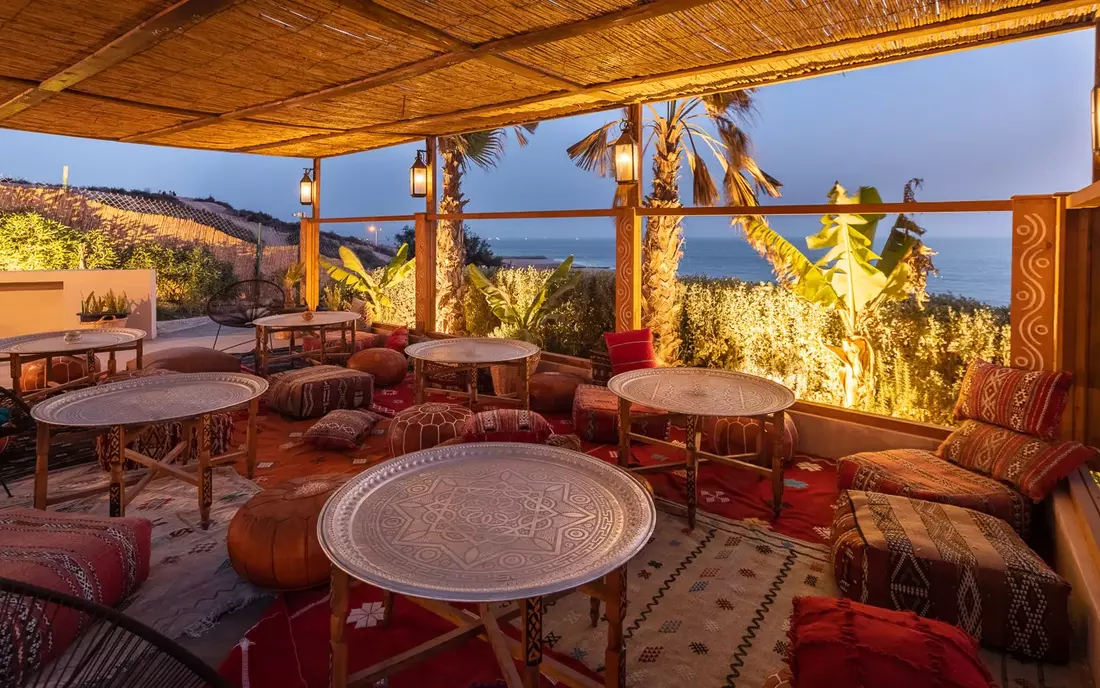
xmin=78 ymin=289 xmax=133 ymax=329
xmin=322 ymin=244 xmax=415 ymax=329
xmin=280 ymin=262 xmax=305 ymax=310
xmin=468 ymin=256 xmax=578 ymax=395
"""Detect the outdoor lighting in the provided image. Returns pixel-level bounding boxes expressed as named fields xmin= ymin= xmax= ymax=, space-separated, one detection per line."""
xmin=612 ymin=123 xmax=638 ymax=185
xmin=410 ymin=150 xmax=428 ymax=198
xmin=1092 ymin=88 xmax=1100 ymax=156
xmin=298 ymin=168 xmax=313 ymax=206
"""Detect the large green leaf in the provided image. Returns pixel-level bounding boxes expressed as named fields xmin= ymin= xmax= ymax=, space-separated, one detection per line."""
xmin=468 ymin=264 xmax=520 ymax=324
xmin=876 ymin=228 xmax=915 ymax=277
xmin=741 ymin=216 xmax=837 ymax=307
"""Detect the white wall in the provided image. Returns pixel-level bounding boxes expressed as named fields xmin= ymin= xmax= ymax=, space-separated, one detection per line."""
xmin=0 ymin=269 xmax=156 ymax=339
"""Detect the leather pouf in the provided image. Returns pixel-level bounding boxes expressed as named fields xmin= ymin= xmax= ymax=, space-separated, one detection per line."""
xmin=21 ymin=355 xmax=101 ymax=392
xmin=706 ymin=413 xmax=799 ymax=465
xmin=529 ymin=371 xmax=586 ymax=413
xmin=348 ymin=347 xmax=408 ymax=387
xmin=125 ymin=346 xmax=241 ymax=374
xmin=388 ymin=403 xmax=472 ymax=456
xmin=227 ymin=474 xmax=348 ymax=590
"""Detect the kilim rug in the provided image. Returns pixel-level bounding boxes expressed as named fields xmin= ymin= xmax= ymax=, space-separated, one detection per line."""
xmin=3 ymin=464 xmax=267 ymax=639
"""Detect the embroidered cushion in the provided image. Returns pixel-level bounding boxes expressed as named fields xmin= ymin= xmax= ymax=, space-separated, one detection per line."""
xmin=303 ymin=409 xmax=383 ymax=450
xmin=125 ymin=346 xmax=241 ymax=374
xmin=603 ymin=328 xmax=656 ymax=375
xmin=836 ymin=448 xmax=1032 ymax=537
xmin=385 ymin=326 xmax=409 ymax=353
xmin=95 ymin=412 xmax=234 ymax=471
xmin=572 ymin=384 xmax=670 ymax=444
xmin=348 ymin=347 xmax=407 ymax=388
xmin=301 ymin=330 xmax=386 ymax=354
xmin=938 ymin=419 xmax=1098 ymax=502
xmin=388 ymin=403 xmax=473 ymax=456
xmin=831 ymin=490 xmax=1071 ymax=662
xmin=788 ymin=596 xmax=995 ymax=688
xmin=461 ymin=409 xmax=554 ymax=444
xmin=705 ymin=414 xmax=798 ymax=465
xmin=267 ymin=365 xmax=374 ymax=419
xmin=953 ymin=360 xmax=1071 ymax=439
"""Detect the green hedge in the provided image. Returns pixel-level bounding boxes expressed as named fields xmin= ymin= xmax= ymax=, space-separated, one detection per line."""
xmin=0 ymin=212 xmax=117 ymax=270
xmin=120 ymin=242 xmax=236 ymax=316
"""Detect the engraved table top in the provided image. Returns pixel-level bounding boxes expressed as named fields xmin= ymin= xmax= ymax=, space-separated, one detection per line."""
xmin=318 ymin=442 xmax=655 ymax=602
xmin=31 ymin=372 xmax=268 ymax=427
xmin=405 ymin=338 xmax=539 ymax=365
xmin=253 ymin=311 xmax=358 ymax=327
xmin=0 ymin=329 xmax=146 ymax=355
xmin=608 ymin=367 xmax=795 ymax=417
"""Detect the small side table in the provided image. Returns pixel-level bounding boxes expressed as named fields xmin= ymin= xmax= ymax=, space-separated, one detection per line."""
xmin=251 ymin=311 xmax=358 ymax=376
xmin=0 ymin=329 xmax=146 ymax=401
xmin=405 ymin=337 xmax=539 ymax=409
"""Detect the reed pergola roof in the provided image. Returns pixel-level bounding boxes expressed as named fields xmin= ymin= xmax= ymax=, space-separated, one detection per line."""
xmin=1 ymin=0 xmax=1096 ymax=158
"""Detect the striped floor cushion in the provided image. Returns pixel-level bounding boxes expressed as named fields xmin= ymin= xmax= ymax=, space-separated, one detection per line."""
xmin=268 ymin=365 xmax=374 ymax=419
xmin=830 ymin=490 xmax=1070 ymax=662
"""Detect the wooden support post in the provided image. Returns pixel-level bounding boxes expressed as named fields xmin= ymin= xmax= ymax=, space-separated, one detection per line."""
xmin=414 ymin=212 xmax=437 ymax=333
xmin=300 ymin=156 xmax=322 ymax=310
xmin=1094 ymin=21 xmax=1100 ymax=183
xmin=614 ymin=104 xmax=644 ymax=334
xmin=1010 ymin=195 xmax=1067 ymax=373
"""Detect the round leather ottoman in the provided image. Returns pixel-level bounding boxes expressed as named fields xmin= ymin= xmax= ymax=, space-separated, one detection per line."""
xmin=529 ymin=371 xmax=585 ymax=413
xmin=348 ymin=347 xmax=407 ymax=387
xmin=21 ymin=355 xmax=102 ymax=392
xmin=706 ymin=414 xmax=799 ymax=465
xmin=227 ymin=474 xmax=348 ymax=590
xmin=125 ymin=346 xmax=242 ymax=373
xmin=388 ymin=403 xmax=472 ymax=456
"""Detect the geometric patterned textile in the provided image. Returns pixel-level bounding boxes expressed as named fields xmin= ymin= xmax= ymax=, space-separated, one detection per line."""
xmin=830 ymin=490 xmax=1071 ymax=662
xmin=301 ymin=330 xmax=386 ymax=354
xmin=788 ymin=596 xmax=996 ymax=688
xmin=460 ymin=408 xmax=554 ymax=444
xmin=0 ymin=507 xmax=152 ymax=679
xmin=94 ymin=411 xmax=234 ymax=471
xmin=953 ymin=360 xmax=1072 ymax=440
xmin=572 ymin=384 xmax=670 ymax=444
xmin=836 ymin=448 xmax=1032 ymax=538
xmin=705 ymin=414 xmax=799 ymax=466
xmin=267 ymin=365 xmax=374 ymax=419
xmin=303 ymin=409 xmax=382 ymax=450
xmin=603 ymin=328 xmax=657 ymax=375
xmin=387 ymin=403 xmax=472 ymax=456
xmin=938 ymin=420 xmax=1098 ymax=502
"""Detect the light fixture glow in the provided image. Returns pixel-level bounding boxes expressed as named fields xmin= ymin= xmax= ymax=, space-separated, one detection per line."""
xmin=612 ymin=124 xmax=638 ymax=185
xmin=299 ymin=169 xmax=313 ymax=206
xmin=410 ymin=150 xmax=428 ymax=198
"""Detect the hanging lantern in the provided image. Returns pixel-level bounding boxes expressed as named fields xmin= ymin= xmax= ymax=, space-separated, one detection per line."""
xmin=298 ymin=169 xmax=313 ymax=206
xmin=612 ymin=123 xmax=638 ymax=185
xmin=410 ymin=150 xmax=428 ymax=198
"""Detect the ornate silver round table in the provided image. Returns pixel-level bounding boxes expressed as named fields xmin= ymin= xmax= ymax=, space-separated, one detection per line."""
xmin=608 ymin=367 xmax=795 ymax=529
xmin=251 ymin=310 xmax=359 ymax=376
xmin=0 ymin=328 xmax=146 ymax=400
xmin=405 ymin=337 xmax=540 ymax=409
xmin=30 ymin=372 xmax=268 ymax=527
xmin=319 ymin=442 xmax=655 ymax=688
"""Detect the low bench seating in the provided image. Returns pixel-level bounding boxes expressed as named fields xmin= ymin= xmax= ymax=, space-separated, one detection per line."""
xmin=268 ymin=365 xmax=374 ymax=419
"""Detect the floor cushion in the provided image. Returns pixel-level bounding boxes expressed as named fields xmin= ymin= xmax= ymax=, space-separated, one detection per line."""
xmin=0 ymin=508 xmax=152 ymax=677
xmin=21 ymin=355 xmax=101 ymax=392
xmin=301 ymin=330 xmax=386 ymax=354
xmin=388 ymin=403 xmax=473 ymax=456
xmin=705 ymin=413 xmax=798 ymax=465
xmin=95 ymin=411 xmax=234 ymax=471
xmin=836 ymin=448 xmax=1032 ymax=538
xmin=529 ymin=371 xmax=586 ymax=413
xmin=125 ymin=346 xmax=241 ymax=374
xmin=572 ymin=384 xmax=670 ymax=444
xmin=603 ymin=328 xmax=656 ymax=375
xmin=267 ymin=365 xmax=374 ymax=419
xmin=303 ymin=409 xmax=382 ymax=449
xmin=545 ymin=433 xmax=583 ymax=452
xmin=227 ymin=475 xmax=348 ymax=590
xmin=461 ymin=409 xmax=554 ymax=444
xmin=348 ymin=347 xmax=408 ymax=388
xmin=953 ymin=359 xmax=1071 ymax=439
xmin=385 ymin=326 xmax=409 ymax=353
xmin=788 ymin=596 xmax=995 ymax=688
xmin=831 ymin=490 xmax=1071 ymax=662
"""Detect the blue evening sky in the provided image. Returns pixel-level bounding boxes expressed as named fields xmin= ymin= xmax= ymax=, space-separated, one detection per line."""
xmin=0 ymin=29 xmax=1092 ymax=242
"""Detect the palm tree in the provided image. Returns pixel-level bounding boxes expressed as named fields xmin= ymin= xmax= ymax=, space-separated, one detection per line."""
xmin=435 ymin=125 xmax=537 ymax=335
xmin=567 ymin=92 xmax=780 ymax=365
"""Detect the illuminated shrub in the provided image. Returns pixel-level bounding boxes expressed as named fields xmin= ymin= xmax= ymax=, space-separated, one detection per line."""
xmin=0 ymin=211 xmax=117 ymax=270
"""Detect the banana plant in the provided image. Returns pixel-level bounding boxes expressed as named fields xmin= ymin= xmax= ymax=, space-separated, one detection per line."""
xmin=321 ymin=244 xmax=414 ymax=318
xmin=742 ymin=181 xmax=935 ymax=408
xmin=467 ymin=256 xmax=579 ymax=346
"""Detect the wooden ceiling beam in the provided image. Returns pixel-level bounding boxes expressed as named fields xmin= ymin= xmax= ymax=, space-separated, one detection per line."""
xmin=0 ymin=0 xmax=236 ymax=122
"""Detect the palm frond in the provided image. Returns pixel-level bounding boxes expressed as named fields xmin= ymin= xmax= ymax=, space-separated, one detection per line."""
xmin=565 ymin=120 xmax=619 ymax=177
xmin=741 ymin=158 xmax=782 ymax=198
xmin=684 ymin=130 xmax=719 ymax=206
xmin=702 ymin=90 xmax=756 ymax=120
xmin=453 ymin=130 xmax=507 ymax=171
xmin=512 ymin=122 xmax=539 ymax=147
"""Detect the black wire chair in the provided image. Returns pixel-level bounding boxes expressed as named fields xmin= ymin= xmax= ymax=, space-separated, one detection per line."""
xmin=205 ymin=279 xmax=285 ymax=350
xmin=0 ymin=387 xmax=34 ymax=497
xmin=0 ymin=576 xmax=229 ymax=687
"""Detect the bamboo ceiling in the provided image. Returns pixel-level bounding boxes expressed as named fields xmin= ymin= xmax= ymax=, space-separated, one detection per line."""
xmin=1 ymin=0 xmax=1096 ymax=158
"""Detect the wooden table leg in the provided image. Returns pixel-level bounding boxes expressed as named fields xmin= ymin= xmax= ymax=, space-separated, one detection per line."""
xmin=686 ymin=414 xmax=699 ymax=530
xmin=383 ymin=590 xmax=395 ymax=629
xmin=319 ymin=325 xmax=327 ymax=365
xmin=246 ymin=398 xmax=259 ymax=479
xmin=605 ymin=565 xmax=627 ymax=688
xmin=85 ymin=351 xmax=95 ymax=386
xmin=10 ymin=354 xmax=21 ymax=397
xmin=109 ymin=426 xmax=126 ymax=517
xmin=468 ymin=367 xmax=478 ymax=409
xmin=34 ymin=423 xmax=50 ymax=510
xmin=108 ymin=350 xmax=117 ymax=376
xmin=330 ymin=566 xmax=349 ymax=688
xmin=521 ymin=596 xmax=543 ymax=688
xmin=135 ymin=338 xmax=143 ymax=370
xmin=414 ymin=358 xmax=425 ymax=404
xmin=197 ymin=414 xmax=212 ymax=529
xmin=519 ymin=357 xmax=531 ymax=411
xmin=590 ymin=594 xmax=602 ymax=627
xmin=617 ymin=397 xmax=631 ymax=468
xmin=771 ymin=409 xmax=785 ymax=517
xmin=255 ymin=326 xmax=266 ymax=377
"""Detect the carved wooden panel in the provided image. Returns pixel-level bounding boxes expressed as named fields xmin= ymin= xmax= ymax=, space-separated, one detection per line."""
xmin=614 ymin=208 xmax=641 ymax=332
xmin=1010 ymin=196 xmax=1064 ymax=372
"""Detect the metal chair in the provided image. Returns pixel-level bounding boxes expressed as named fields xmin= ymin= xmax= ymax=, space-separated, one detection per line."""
xmin=205 ymin=279 xmax=285 ymax=350
xmin=0 ymin=386 xmax=33 ymax=497
xmin=0 ymin=576 xmax=229 ymax=687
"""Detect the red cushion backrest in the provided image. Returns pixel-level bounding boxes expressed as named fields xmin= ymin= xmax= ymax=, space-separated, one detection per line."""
xmin=604 ymin=328 xmax=657 ymax=376
xmin=385 ymin=327 xmax=409 ymax=353
xmin=953 ymin=359 xmax=1071 ymax=439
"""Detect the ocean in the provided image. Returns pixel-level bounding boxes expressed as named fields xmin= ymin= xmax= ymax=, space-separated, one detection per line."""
xmin=488 ymin=234 xmax=1010 ymax=307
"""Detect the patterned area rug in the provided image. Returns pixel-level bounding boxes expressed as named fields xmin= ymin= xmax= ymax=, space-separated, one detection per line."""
xmin=3 ymin=464 xmax=267 ymax=639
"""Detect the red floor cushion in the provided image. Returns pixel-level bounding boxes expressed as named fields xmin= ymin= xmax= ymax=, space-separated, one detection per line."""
xmin=388 ymin=403 xmax=473 ymax=456
xmin=789 ymin=596 xmax=995 ymax=688
xmin=303 ymin=409 xmax=383 ymax=450
xmin=301 ymin=330 xmax=386 ymax=354
xmin=603 ymin=328 xmax=656 ymax=375
xmin=831 ymin=490 xmax=1071 ymax=662
xmin=572 ymin=384 xmax=670 ymax=444
xmin=348 ymin=347 xmax=407 ymax=388
xmin=953 ymin=359 xmax=1071 ymax=439
xmin=126 ymin=346 xmax=241 ymax=373
xmin=529 ymin=371 xmax=586 ymax=413
xmin=836 ymin=448 xmax=1032 ymax=538
xmin=20 ymin=355 xmax=101 ymax=392
xmin=385 ymin=327 xmax=409 ymax=352
xmin=705 ymin=413 xmax=798 ymax=465
xmin=94 ymin=411 xmax=234 ymax=470
xmin=461 ymin=409 xmax=554 ymax=444
xmin=268 ymin=365 xmax=374 ymax=419
xmin=0 ymin=508 xmax=152 ymax=676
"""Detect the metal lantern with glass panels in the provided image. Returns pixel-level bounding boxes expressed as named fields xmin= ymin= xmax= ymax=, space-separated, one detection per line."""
xmin=299 ymin=169 xmax=313 ymax=205
xmin=612 ymin=124 xmax=638 ymax=185
xmin=410 ymin=150 xmax=428 ymax=198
